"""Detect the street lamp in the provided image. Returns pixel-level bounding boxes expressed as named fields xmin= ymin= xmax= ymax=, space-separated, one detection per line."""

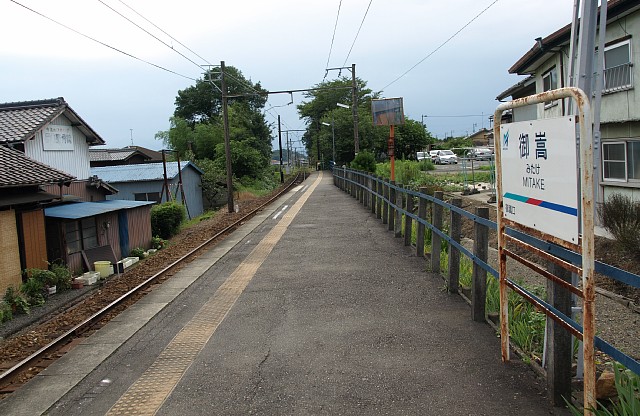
xmin=321 ymin=120 xmax=336 ymax=165
xmin=336 ymin=102 xmax=350 ymax=109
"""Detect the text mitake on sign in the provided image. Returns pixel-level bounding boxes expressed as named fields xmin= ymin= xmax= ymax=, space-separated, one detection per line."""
xmin=499 ymin=116 xmax=578 ymax=244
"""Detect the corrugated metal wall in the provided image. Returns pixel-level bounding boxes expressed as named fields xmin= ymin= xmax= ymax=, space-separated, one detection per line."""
xmin=181 ymin=166 xmax=204 ymax=218
xmin=127 ymin=206 xmax=152 ymax=250
xmin=24 ymin=115 xmax=91 ymax=179
xmin=19 ymin=210 xmax=48 ymax=270
xmin=0 ymin=210 xmax=23 ymax=294
xmin=106 ymin=180 xmax=164 ymax=202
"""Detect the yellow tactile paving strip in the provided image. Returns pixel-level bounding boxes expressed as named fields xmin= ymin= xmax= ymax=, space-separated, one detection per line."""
xmin=106 ymin=173 xmax=322 ymax=416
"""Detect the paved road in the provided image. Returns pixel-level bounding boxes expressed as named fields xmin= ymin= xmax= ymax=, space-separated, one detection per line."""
xmin=2 ymin=172 xmax=566 ymax=415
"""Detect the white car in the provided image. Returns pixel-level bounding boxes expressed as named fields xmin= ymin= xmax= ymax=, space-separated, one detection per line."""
xmin=435 ymin=150 xmax=458 ymax=164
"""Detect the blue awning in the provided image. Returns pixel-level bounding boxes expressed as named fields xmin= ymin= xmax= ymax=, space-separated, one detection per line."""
xmin=45 ymin=200 xmax=154 ymax=219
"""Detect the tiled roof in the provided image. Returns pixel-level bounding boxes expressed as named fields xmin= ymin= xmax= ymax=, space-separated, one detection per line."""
xmin=91 ymin=161 xmax=203 ymax=183
xmin=0 ymin=145 xmax=75 ymax=187
xmin=0 ymin=97 xmax=105 ymax=146
xmin=89 ymin=148 xmax=138 ymax=162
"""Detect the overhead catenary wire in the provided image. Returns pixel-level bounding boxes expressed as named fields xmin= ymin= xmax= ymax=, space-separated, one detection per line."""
xmin=323 ymin=0 xmax=343 ymax=80
xmin=381 ymin=0 xmax=499 ymax=91
xmin=116 ymin=0 xmax=214 ymax=66
xmin=96 ymin=0 xmax=206 ymax=72
xmin=341 ymin=0 xmax=373 ymax=66
xmin=9 ymin=0 xmax=197 ymax=81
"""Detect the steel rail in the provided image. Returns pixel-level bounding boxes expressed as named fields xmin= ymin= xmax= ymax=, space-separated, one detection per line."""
xmin=0 ymin=173 xmax=302 ymax=389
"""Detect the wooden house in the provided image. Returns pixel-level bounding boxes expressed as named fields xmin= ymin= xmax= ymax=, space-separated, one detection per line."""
xmin=0 ymin=146 xmax=74 ymax=294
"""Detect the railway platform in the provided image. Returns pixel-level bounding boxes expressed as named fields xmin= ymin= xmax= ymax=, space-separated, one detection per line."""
xmin=0 ymin=171 xmax=567 ymax=415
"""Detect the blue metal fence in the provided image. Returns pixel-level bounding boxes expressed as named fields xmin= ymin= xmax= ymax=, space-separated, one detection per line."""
xmin=333 ymin=167 xmax=640 ymax=376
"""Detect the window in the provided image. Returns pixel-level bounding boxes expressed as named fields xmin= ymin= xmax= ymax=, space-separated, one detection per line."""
xmin=602 ymin=140 xmax=640 ymax=182
xmin=134 ymin=192 xmax=161 ymax=203
xmin=64 ymin=218 xmax=99 ymax=254
xmin=603 ymin=40 xmax=632 ymax=92
xmin=542 ymin=67 xmax=557 ymax=107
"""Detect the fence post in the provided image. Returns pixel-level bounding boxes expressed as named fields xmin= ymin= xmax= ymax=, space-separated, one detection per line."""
xmin=546 ymin=262 xmax=572 ymax=406
xmin=370 ymin=176 xmax=377 ymax=214
xmin=472 ymin=207 xmax=489 ymax=322
xmin=447 ymin=198 xmax=462 ymax=294
xmin=376 ymin=177 xmax=383 ymax=220
xmin=388 ymin=181 xmax=396 ymax=232
xmin=431 ymin=191 xmax=444 ymax=273
xmin=382 ymin=179 xmax=389 ymax=225
xmin=361 ymin=173 xmax=366 ymax=206
xmin=404 ymin=189 xmax=413 ymax=246
xmin=394 ymin=185 xmax=403 ymax=238
xmin=416 ymin=187 xmax=428 ymax=257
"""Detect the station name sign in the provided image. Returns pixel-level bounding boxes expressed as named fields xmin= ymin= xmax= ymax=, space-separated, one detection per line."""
xmin=500 ymin=116 xmax=578 ymax=243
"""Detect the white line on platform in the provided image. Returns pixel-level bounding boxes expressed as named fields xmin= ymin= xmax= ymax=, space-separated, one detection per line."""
xmin=273 ymin=205 xmax=289 ymax=220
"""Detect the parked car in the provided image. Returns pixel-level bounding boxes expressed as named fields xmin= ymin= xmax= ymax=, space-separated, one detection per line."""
xmin=466 ymin=148 xmax=493 ymax=161
xmin=416 ymin=151 xmax=429 ymax=161
xmin=429 ymin=150 xmax=439 ymax=162
xmin=435 ymin=150 xmax=458 ymax=164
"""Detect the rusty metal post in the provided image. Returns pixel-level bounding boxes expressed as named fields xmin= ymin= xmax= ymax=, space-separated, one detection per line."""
xmin=404 ymin=190 xmax=413 ymax=247
xmin=472 ymin=207 xmax=489 ymax=322
xmin=395 ymin=185 xmax=403 ymax=238
xmin=388 ymin=181 xmax=396 ymax=232
xmin=431 ymin=191 xmax=444 ymax=274
xmin=416 ymin=187 xmax=428 ymax=257
xmin=448 ymin=198 xmax=462 ymax=294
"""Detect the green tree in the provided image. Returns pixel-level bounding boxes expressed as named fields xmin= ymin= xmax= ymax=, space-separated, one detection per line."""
xmin=174 ymin=66 xmax=268 ymax=124
xmin=298 ymin=78 xmax=379 ymax=166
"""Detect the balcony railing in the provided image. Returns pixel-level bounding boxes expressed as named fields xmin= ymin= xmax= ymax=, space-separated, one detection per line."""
xmin=603 ymin=62 xmax=633 ymax=93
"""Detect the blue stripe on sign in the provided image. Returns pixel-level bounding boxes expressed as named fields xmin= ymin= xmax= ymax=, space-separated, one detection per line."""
xmin=504 ymin=192 xmax=577 ymax=216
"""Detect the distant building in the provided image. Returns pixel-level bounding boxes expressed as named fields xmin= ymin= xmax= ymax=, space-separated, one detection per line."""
xmin=89 ymin=146 xmax=163 ymax=167
xmin=91 ymin=161 xmax=205 ymax=218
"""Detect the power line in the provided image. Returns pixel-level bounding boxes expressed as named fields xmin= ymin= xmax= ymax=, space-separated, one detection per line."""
xmin=381 ymin=0 xmax=499 ymax=90
xmin=116 ymin=0 xmax=213 ymax=66
xmin=323 ymin=0 xmax=343 ymax=80
xmin=96 ymin=0 xmax=205 ymax=71
xmin=9 ymin=0 xmax=197 ymax=81
xmin=341 ymin=0 xmax=373 ymax=66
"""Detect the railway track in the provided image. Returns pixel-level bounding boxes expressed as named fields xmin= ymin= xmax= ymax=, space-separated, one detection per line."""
xmin=0 ymin=173 xmax=303 ymax=399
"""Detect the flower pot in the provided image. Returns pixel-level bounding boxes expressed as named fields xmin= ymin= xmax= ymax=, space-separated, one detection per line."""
xmin=72 ymin=279 xmax=84 ymax=290
xmin=47 ymin=285 xmax=57 ymax=295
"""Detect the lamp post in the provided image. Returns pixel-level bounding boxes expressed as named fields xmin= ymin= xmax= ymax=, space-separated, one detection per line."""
xmin=336 ymin=102 xmax=356 ymax=156
xmin=321 ymin=120 xmax=336 ymax=165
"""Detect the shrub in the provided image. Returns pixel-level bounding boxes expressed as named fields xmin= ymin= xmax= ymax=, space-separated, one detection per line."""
xmin=4 ymin=286 xmax=30 ymax=315
xmin=25 ymin=268 xmax=56 ymax=287
xmin=50 ymin=262 xmax=72 ymax=291
xmin=151 ymin=201 xmax=186 ymax=239
xmin=0 ymin=301 xmax=13 ymax=322
xmin=130 ymin=247 xmax=146 ymax=258
xmin=21 ymin=278 xmax=45 ymax=306
xmin=597 ymin=193 xmax=640 ymax=255
xmin=151 ymin=236 xmax=166 ymax=250
xmin=350 ymin=151 xmax=376 ymax=173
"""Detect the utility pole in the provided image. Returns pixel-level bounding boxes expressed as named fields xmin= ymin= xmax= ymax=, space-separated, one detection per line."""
xmin=352 ymin=63 xmax=359 ymax=154
xmin=278 ymin=115 xmax=284 ymax=183
xmin=220 ymin=60 xmax=234 ymax=213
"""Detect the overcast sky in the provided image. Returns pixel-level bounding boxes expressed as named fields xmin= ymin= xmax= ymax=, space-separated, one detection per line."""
xmin=1 ymin=0 xmax=576 ymax=153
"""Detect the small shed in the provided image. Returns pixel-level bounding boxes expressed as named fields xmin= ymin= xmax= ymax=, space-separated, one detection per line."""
xmin=44 ymin=200 xmax=154 ymax=274
xmin=91 ymin=161 xmax=204 ymax=218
